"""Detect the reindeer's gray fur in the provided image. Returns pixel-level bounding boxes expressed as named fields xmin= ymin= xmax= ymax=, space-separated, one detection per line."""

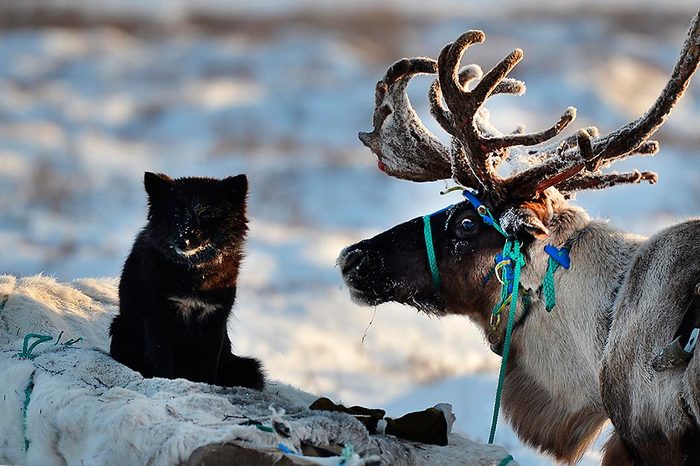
xmin=600 ymin=219 xmax=700 ymax=464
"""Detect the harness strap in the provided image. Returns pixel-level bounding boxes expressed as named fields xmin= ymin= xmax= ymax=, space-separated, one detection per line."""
xmin=542 ymin=245 xmax=570 ymax=312
xmin=423 ymin=215 xmax=441 ymax=289
xmin=488 ymin=238 xmax=525 ymax=444
xmin=461 ymin=191 xmax=528 ymax=446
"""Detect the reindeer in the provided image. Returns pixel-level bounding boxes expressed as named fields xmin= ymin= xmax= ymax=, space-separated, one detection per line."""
xmin=338 ymin=11 xmax=700 ymax=465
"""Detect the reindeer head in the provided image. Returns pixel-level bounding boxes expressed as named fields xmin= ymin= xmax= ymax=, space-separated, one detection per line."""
xmin=340 ymin=15 xmax=700 ymax=329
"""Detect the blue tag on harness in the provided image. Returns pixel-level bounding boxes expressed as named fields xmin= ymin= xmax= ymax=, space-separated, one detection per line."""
xmin=544 ymin=244 xmax=570 ymax=269
xmin=462 ymin=190 xmax=484 ymax=209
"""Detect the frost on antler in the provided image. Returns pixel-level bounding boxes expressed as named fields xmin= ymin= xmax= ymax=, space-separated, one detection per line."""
xmin=359 ymin=10 xmax=700 ymax=208
xmin=357 ymin=58 xmax=452 ymax=182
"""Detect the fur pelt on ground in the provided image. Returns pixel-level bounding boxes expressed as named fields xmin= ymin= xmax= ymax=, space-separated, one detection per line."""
xmin=0 ymin=275 xmax=514 ymax=465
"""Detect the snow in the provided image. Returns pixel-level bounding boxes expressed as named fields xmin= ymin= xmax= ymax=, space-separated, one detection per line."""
xmin=1 ymin=3 xmax=699 ymax=464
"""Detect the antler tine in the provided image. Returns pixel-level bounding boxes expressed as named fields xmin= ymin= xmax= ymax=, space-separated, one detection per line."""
xmin=459 ymin=64 xmax=527 ymax=98
xmin=358 ymin=57 xmax=453 ymax=182
xmin=437 ymin=33 xmax=517 ymax=196
xmin=482 ymin=107 xmax=577 ymax=152
xmin=529 ymin=126 xmax=599 ymax=158
xmin=383 ymin=57 xmax=437 ymax=87
xmin=437 ymin=31 xmax=486 ymax=107
xmin=430 ymin=64 xmax=525 ymax=137
xmin=503 ymin=129 xmax=599 ymax=200
xmin=458 ymin=64 xmax=483 ymax=88
xmin=556 ymin=170 xmax=658 ymax=194
xmin=504 ymin=10 xmax=699 ymax=202
xmin=590 ymin=10 xmax=700 ymax=166
xmin=359 ymin=11 xmax=698 ymax=203
xmin=468 ymin=49 xmax=523 ymax=113
xmin=428 ymin=80 xmax=457 ymax=136
xmin=434 ymin=31 xmax=586 ymax=199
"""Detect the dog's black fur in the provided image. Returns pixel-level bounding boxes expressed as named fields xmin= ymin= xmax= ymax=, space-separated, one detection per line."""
xmin=110 ymin=172 xmax=265 ymax=390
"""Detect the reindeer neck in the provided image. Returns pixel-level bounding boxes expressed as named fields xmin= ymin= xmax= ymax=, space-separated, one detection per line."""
xmin=498 ymin=205 xmax=646 ymax=462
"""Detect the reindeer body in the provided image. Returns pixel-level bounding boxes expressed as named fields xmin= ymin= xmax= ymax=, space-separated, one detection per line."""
xmin=601 ymin=219 xmax=700 ymax=464
xmin=340 ymin=10 xmax=700 ymax=464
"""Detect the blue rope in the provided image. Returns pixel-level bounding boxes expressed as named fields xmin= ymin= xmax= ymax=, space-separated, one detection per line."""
xmin=462 ymin=191 xmax=507 ymax=237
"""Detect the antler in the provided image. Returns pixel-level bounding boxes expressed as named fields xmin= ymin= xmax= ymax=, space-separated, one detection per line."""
xmin=358 ymin=58 xmax=452 ymax=182
xmin=359 ymin=10 xmax=700 ymax=206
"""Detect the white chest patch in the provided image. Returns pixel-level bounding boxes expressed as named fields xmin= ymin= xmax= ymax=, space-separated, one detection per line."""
xmin=168 ymin=296 xmax=222 ymax=320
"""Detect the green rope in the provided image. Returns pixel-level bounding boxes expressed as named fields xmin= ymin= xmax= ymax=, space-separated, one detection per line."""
xmin=542 ymin=257 xmax=560 ymax=312
xmin=23 ymin=371 xmax=35 ymax=451
xmin=488 ymin=239 xmax=525 ymax=445
xmin=340 ymin=444 xmax=356 ymax=464
xmin=423 ymin=215 xmax=441 ymax=288
xmin=16 ymin=332 xmax=81 ymax=453
xmin=16 ymin=334 xmax=53 ymax=360
xmin=491 ymin=241 xmax=514 ymax=316
xmin=498 ymin=454 xmax=514 ymax=466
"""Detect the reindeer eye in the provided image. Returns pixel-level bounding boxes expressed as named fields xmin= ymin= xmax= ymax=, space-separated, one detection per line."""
xmin=458 ymin=218 xmax=477 ymax=236
xmin=461 ymin=218 xmax=476 ymax=231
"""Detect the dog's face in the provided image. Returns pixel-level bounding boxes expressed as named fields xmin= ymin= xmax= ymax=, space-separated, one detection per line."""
xmin=142 ymin=172 xmax=248 ymax=266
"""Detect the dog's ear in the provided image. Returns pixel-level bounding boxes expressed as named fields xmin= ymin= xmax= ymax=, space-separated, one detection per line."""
xmin=222 ymin=174 xmax=248 ymax=208
xmin=144 ymin=172 xmax=174 ymax=200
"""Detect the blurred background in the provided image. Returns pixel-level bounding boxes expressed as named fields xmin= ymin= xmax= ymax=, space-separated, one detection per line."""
xmin=1 ymin=1 xmax=698 ymax=463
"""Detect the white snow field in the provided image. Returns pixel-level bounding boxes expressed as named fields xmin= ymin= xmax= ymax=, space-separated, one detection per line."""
xmin=1 ymin=1 xmax=699 ymax=464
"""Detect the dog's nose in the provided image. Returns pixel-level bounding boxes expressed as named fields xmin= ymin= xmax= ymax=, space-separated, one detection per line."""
xmin=178 ymin=235 xmax=201 ymax=251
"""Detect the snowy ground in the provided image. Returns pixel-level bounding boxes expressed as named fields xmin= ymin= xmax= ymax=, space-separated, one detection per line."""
xmin=1 ymin=2 xmax=699 ymax=464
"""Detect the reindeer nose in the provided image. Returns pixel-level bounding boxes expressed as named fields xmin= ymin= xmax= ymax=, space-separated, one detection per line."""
xmin=338 ymin=247 xmax=366 ymax=275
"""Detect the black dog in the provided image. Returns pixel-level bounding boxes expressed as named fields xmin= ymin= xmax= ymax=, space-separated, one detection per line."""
xmin=110 ymin=172 xmax=265 ymax=389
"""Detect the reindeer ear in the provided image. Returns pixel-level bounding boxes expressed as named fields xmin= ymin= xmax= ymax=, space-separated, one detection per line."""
xmin=144 ymin=172 xmax=174 ymax=199
xmin=499 ymin=203 xmax=551 ymax=240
